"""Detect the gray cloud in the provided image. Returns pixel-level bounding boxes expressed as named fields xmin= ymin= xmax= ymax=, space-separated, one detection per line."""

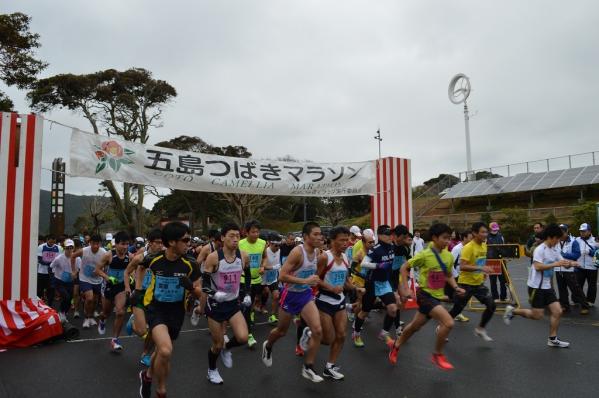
xmin=3 ymin=0 xmax=599 ymax=208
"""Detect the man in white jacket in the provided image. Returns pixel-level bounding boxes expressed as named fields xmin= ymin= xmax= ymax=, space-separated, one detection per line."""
xmin=575 ymin=223 xmax=597 ymax=306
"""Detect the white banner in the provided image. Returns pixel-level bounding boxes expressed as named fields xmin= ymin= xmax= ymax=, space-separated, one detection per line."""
xmin=69 ymin=130 xmax=376 ymax=196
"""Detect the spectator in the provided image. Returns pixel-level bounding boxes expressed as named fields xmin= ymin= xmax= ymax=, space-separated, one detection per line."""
xmin=555 ymin=224 xmax=588 ymax=314
xmin=525 ymin=223 xmax=544 ymax=257
xmin=412 ymin=230 xmax=425 ymax=255
xmin=448 ymin=230 xmax=460 ymax=251
xmin=487 ymin=222 xmax=507 ymax=302
xmin=575 ymin=223 xmax=597 ymax=306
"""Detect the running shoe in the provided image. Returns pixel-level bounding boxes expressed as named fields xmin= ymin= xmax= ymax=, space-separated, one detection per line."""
xmin=220 ymin=349 xmax=233 ymax=368
xmin=377 ymin=330 xmax=393 ymax=346
xmin=98 ymin=320 xmax=106 ymax=335
xmin=268 ymin=314 xmax=278 ymax=324
xmin=386 ymin=337 xmax=395 ymax=351
xmin=547 ymin=338 xmax=570 ymax=348
xmin=89 ymin=318 xmax=97 ymax=326
xmin=323 ymin=365 xmax=344 ymax=380
xmin=126 ymin=314 xmax=135 ymax=336
xmin=395 ymin=325 xmax=403 ymax=336
xmin=261 ymin=341 xmax=272 ymax=367
xmin=474 ymin=327 xmax=494 ymax=342
xmin=295 ymin=344 xmax=304 ymax=357
xmin=73 ymin=310 xmax=81 ymax=319
xmin=388 ymin=347 xmax=399 ymax=365
xmin=139 ymin=369 xmax=152 ymax=398
xmin=111 ymin=338 xmax=123 ymax=352
xmin=223 ymin=334 xmax=230 ymax=345
xmin=580 ymin=308 xmax=589 ymax=315
xmin=352 ymin=332 xmax=364 ymax=348
xmin=190 ymin=309 xmax=201 ymax=327
xmin=454 ymin=313 xmax=470 ymax=322
xmin=302 ymin=366 xmax=324 ymax=383
xmin=207 ymin=368 xmax=224 ymax=385
xmin=503 ymin=305 xmax=515 ymax=325
xmin=82 ymin=318 xmax=90 ymax=329
xmin=299 ymin=327 xmax=312 ymax=351
xmin=93 ymin=310 xmax=100 ymax=318
xmin=431 ymin=353 xmax=454 ymax=371
xmin=247 ymin=334 xmax=257 ymax=349
xmin=140 ymin=353 xmax=151 ymax=367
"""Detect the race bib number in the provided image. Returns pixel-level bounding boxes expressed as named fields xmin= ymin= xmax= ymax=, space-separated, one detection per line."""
xmin=142 ymin=271 xmax=153 ymax=289
xmin=264 ymin=269 xmax=278 ymax=285
xmin=42 ymin=251 xmax=58 ymax=264
xmin=249 ymin=254 xmax=262 ymax=269
xmin=427 ymin=271 xmax=446 ymax=289
xmin=108 ymin=268 xmax=125 ymax=282
xmin=83 ymin=264 xmax=96 ymax=278
xmin=374 ymin=281 xmax=392 ymax=296
xmin=154 ymin=276 xmax=184 ymax=302
xmin=327 ymin=270 xmax=347 ymax=286
xmin=475 ymin=257 xmax=486 ymax=271
xmin=543 ymin=269 xmax=554 ymax=278
xmin=61 ymin=271 xmax=73 ymax=283
xmin=217 ymin=271 xmax=241 ymax=293
xmin=392 ymin=256 xmax=405 ymax=271
xmin=295 ymin=269 xmax=314 ymax=290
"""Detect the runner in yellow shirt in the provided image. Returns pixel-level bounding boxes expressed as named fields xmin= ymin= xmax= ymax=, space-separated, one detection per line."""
xmin=448 ymin=222 xmax=497 ymax=342
xmin=388 ymin=223 xmax=464 ymax=370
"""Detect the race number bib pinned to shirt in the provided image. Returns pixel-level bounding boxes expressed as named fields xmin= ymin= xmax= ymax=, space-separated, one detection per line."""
xmin=154 ymin=276 xmax=184 ymax=302
xmin=61 ymin=271 xmax=73 ymax=283
xmin=249 ymin=254 xmax=262 ymax=269
xmin=108 ymin=268 xmax=125 ymax=283
xmin=328 ymin=270 xmax=347 ymax=286
xmin=264 ymin=269 xmax=279 ymax=285
xmin=374 ymin=281 xmax=392 ymax=296
xmin=475 ymin=257 xmax=486 ymax=272
xmin=217 ymin=271 xmax=241 ymax=293
xmin=83 ymin=264 xmax=96 ymax=278
xmin=427 ymin=271 xmax=446 ymax=289
xmin=295 ymin=269 xmax=314 ymax=290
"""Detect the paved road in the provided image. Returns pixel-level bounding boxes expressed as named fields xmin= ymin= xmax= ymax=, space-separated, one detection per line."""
xmin=1 ymin=258 xmax=598 ymax=398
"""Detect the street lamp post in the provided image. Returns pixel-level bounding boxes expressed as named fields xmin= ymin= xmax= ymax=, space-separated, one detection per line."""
xmin=449 ymin=74 xmax=473 ymax=180
xmin=374 ymin=129 xmax=382 ymax=162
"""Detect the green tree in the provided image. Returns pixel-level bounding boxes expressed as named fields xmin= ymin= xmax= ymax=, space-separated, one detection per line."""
xmin=480 ymin=212 xmax=492 ymax=227
xmin=572 ymin=202 xmax=596 ymax=233
xmin=28 ymin=68 xmax=176 ymax=235
xmin=500 ymin=207 xmax=530 ymax=243
xmin=0 ymin=12 xmax=48 ymax=111
xmin=474 ymin=171 xmax=503 ymax=180
xmin=544 ymin=213 xmax=558 ymax=226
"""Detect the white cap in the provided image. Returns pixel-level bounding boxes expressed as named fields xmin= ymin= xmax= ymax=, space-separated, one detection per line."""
xmin=105 ymin=233 xmax=113 ymax=241
xmin=294 ymin=236 xmax=303 ymax=243
xmin=349 ymin=225 xmax=362 ymax=237
xmin=64 ymin=239 xmax=75 ymax=247
xmin=135 ymin=237 xmax=145 ymax=243
xmin=362 ymin=228 xmax=375 ymax=240
xmin=579 ymin=223 xmax=591 ymax=231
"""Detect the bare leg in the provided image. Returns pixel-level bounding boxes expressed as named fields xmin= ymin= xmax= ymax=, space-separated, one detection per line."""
xmin=300 ymin=301 xmax=322 ymax=366
xmin=150 ymin=325 xmax=172 ymax=395
xmin=328 ymin=309 xmax=347 ymax=364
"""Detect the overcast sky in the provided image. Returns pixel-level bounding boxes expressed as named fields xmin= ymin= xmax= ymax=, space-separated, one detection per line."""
xmin=3 ymin=0 xmax=599 ymax=208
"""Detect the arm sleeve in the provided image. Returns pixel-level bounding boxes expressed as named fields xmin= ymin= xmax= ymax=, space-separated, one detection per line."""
xmin=563 ymin=241 xmax=580 ymax=261
xmin=532 ymin=246 xmax=544 ymax=264
xmin=407 ymin=251 xmax=424 ymax=270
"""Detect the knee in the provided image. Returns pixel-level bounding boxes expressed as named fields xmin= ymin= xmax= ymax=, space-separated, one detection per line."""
xmin=157 ymin=343 xmax=172 ymax=359
xmin=443 ymin=318 xmax=455 ymax=330
xmin=115 ymin=307 xmax=126 ymax=317
xmin=487 ymin=300 xmax=497 ymax=313
xmin=387 ymin=305 xmax=397 ymax=317
xmin=310 ymin=325 xmax=323 ymax=340
xmin=335 ymin=330 xmax=346 ymax=343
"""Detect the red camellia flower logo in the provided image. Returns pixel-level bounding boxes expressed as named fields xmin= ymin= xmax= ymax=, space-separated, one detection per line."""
xmin=94 ymin=140 xmax=135 ymax=174
xmin=101 ymin=141 xmax=124 ymax=158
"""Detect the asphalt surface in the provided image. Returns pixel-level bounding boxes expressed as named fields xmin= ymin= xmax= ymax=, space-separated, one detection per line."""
xmin=1 ymin=258 xmax=599 ymax=398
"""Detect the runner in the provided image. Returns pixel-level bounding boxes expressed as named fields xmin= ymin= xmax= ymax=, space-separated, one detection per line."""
xmin=190 ymin=229 xmax=222 ymax=327
xmin=78 ymin=235 xmax=106 ymax=329
xmin=390 ymin=225 xmax=410 ymax=336
xmin=95 ymin=231 xmax=131 ymax=351
xmin=388 ymin=223 xmax=464 ymax=369
xmin=351 ymin=225 xmax=397 ymax=348
xmin=315 ymin=226 xmax=361 ymax=380
xmin=262 ymin=234 xmax=282 ymax=324
xmin=504 ymin=223 xmax=575 ymax=348
xmin=447 ymin=222 xmax=496 ymax=342
xmin=37 ymin=234 xmax=61 ymax=308
xmin=125 ymin=228 xmax=164 ymax=367
xmin=448 ymin=230 xmax=472 ymax=322
xmin=348 ymin=229 xmax=375 ymax=323
xmin=239 ymin=220 xmax=267 ymax=348
xmin=49 ymin=239 xmax=80 ymax=322
xmin=261 ymin=222 xmax=325 ymax=383
xmin=200 ymin=223 xmax=251 ymax=385
xmin=138 ymin=222 xmax=201 ymax=398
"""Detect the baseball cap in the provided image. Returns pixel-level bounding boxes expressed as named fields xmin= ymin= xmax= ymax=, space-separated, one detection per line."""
xmin=362 ymin=228 xmax=375 ymax=240
xmin=349 ymin=225 xmax=362 ymax=237
xmin=105 ymin=233 xmax=113 ymax=241
xmin=489 ymin=222 xmax=500 ymax=232
xmin=64 ymin=239 xmax=75 ymax=248
xmin=579 ymin=223 xmax=591 ymax=231
xmin=135 ymin=237 xmax=145 ymax=243
xmin=559 ymin=223 xmax=568 ymax=230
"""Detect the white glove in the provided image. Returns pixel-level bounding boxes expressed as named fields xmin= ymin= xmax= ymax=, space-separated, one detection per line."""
xmin=272 ymin=264 xmax=281 ymax=271
xmin=242 ymin=294 xmax=252 ymax=307
xmin=213 ymin=291 xmax=228 ymax=303
xmin=360 ymin=261 xmax=377 ymax=270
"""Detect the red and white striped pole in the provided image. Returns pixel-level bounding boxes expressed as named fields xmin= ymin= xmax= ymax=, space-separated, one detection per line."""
xmin=370 ymin=157 xmax=412 ymax=231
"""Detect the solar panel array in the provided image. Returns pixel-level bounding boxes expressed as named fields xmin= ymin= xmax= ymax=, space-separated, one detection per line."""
xmin=441 ymin=165 xmax=599 ymax=199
